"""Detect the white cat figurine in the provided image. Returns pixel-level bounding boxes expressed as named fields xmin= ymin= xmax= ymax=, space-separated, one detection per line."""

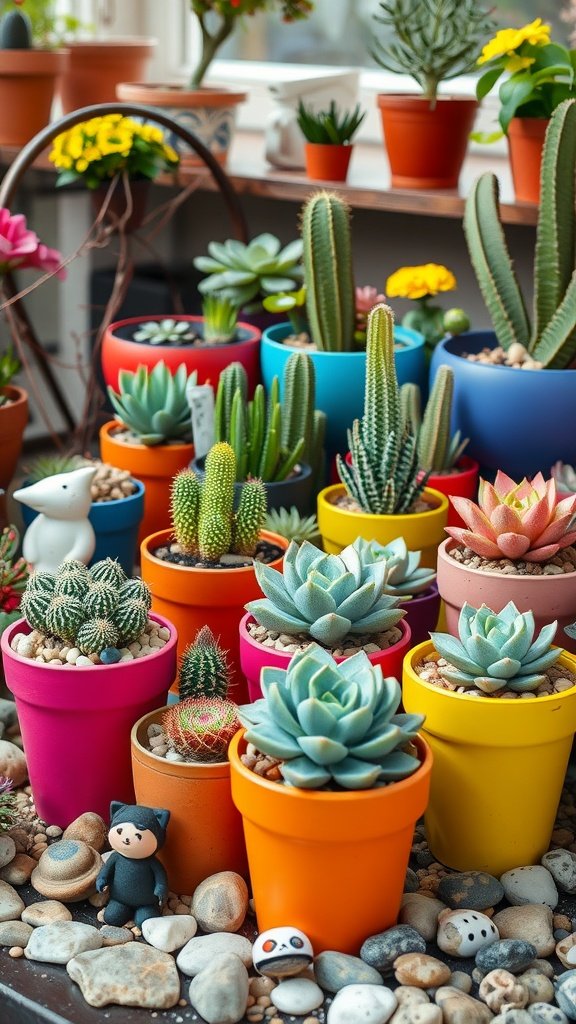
xmin=14 ymin=466 xmax=97 ymax=574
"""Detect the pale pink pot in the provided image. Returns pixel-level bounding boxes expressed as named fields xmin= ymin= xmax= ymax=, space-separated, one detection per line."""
xmin=1 ymin=614 xmax=178 ymax=827
xmin=437 ymin=539 xmax=576 ymax=655
xmin=240 ymin=612 xmax=412 ymax=702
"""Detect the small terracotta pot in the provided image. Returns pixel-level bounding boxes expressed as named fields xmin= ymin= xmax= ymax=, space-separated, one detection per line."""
xmin=0 ymin=386 xmax=28 ymax=490
xmin=377 ymin=95 xmax=478 ymax=189
xmin=131 ymin=707 xmax=247 ymax=895
xmin=304 ymin=142 xmax=353 ymax=182
xmin=424 ymin=455 xmax=480 ymax=528
xmin=59 ymin=39 xmax=156 ymax=113
xmin=0 ymin=49 xmax=68 ymax=145
xmin=507 ymin=117 xmax=548 ymax=204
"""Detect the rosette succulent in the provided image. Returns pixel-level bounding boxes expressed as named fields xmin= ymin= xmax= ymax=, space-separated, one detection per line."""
xmin=107 ymin=362 xmax=196 ymax=447
xmin=246 ymin=539 xmax=404 ymax=647
xmin=194 ymin=233 xmax=304 ymax=311
xmin=447 ymin=471 xmax=576 ymax=563
xmin=431 ymin=602 xmax=561 ymax=694
xmin=353 ymin=537 xmax=436 ymax=598
xmin=132 ymin=319 xmax=197 ymax=345
xmin=238 ymin=643 xmax=424 ymax=789
xmin=552 ymin=461 xmax=576 ymax=495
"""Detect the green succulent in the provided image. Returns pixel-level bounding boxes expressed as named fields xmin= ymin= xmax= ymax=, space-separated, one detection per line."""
xmin=353 ymin=537 xmax=436 ymax=598
xmin=179 ymin=625 xmax=230 ymax=701
xmin=431 ymin=601 xmax=562 ymax=695
xmin=25 ymin=453 xmax=88 ymax=483
xmin=107 ymin=362 xmax=195 ymax=446
xmin=246 ymin=539 xmax=404 ymax=648
xmin=132 ymin=319 xmax=197 ymax=345
xmin=265 ymin=506 xmax=319 ymax=545
xmin=552 ymin=461 xmax=576 ymax=495
xmin=238 ymin=643 xmax=424 ymax=789
xmin=194 ymin=233 xmax=304 ymax=311
xmin=201 ymin=294 xmax=239 ymax=344
xmin=400 ymin=367 xmax=469 ymax=473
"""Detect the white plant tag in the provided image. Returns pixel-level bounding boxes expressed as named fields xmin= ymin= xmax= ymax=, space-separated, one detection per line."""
xmin=187 ymin=382 xmax=215 ymax=460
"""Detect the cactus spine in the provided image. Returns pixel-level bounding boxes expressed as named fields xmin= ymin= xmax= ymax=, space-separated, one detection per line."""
xmin=77 ymin=618 xmax=119 ymax=656
xmin=232 ymin=478 xmax=267 ymax=555
xmin=198 ymin=443 xmax=235 ymax=560
xmin=171 ymin=469 xmax=200 ymax=552
xmin=179 ymin=625 xmax=230 ymax=700
xmin=301 ymin=191 xmax=356 ymax=352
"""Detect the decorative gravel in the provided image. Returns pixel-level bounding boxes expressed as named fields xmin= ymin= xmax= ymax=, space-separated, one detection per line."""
xmin=414 ymin=651 xmax=576 ymax=699
xmin=9 ymin=619 xmax=169 ymax=667
xmin=330 ymin=492 xmax=431 ymax=515
xmin=449 ymin=544 xmax=576 ymax=576
xmin=246 ymin=619 xmax=403 ymax=657
xmin=464 ymin=341 xmax=544 ymax=370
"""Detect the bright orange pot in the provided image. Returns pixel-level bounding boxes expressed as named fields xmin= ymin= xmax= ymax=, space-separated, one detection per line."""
xmin=99 ymin=420 xmax=193 ymax=546
xmin=304 ymin=142 xmax=353 ymax=182
xmin=59 ymin=39 xmax=156 ymax=114
xmin=229 ymin=730 xmax=432 ymax=954
xmin=140 ymin=529 xmax=288 ymax=703
xmin=507 ymin=117 xmax=548 ymax=204
xmin=131 ymin=707 xmax=247 ymax=896
xmin=377 ymin=95 xmax=478 ymax=189
xmin=0 ymin=386 xmax=28 ymax=490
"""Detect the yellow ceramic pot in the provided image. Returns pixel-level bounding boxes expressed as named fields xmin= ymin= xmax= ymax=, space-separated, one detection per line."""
xmin=402 ymin=641 xmax=576 ymax=875
xmin=317 ymin=484 xmax=448 ymax=568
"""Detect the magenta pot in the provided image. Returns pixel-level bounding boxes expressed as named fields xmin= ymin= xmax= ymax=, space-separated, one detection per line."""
xmin=437 ymin=539 xmax=576 ymax=655
xmin=400 ymin=583 xmax=441 ymax=648
xmin=240 ymin=613 xmax=412 ymax=702
xmin=1 ymin=614 xmax=178 ymax=827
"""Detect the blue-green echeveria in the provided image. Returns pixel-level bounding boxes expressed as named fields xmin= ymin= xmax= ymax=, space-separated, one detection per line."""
xmin=353 ymin=536 xmax=436 ymax=597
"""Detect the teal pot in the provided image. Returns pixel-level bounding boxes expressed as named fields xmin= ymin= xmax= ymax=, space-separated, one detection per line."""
xmin=430 ymin=331 xmax=576 ymax=478
xmin=261 ymin=323 xmax=426 ymax=454
xmin=20 ymin=479 xmax=144 ymax=576
xmin=191 ymin=456 xmax=313 ymax=513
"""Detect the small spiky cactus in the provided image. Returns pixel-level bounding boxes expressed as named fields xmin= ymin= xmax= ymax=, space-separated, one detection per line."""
xmin=232 ymin=479 xmax=267 ymax=555
xmin=89 ymin=558 xmax=126 ymax=589
xmin=27 ymin=571 xmax=57 ymax=598
xmin=112 ymin=599 xmax=149 ymax=643
xmin=302 ymin=191 xmax=356 ymax=352
xmin=214 ymin=361 xmax=247 ymax=443
xmin=171 ymin=469 xmax=200 ymax=553
xmin=119 ymin=577 xmax=152 ymax=609
xmin=179 ymin=625 xmax=230 ymax=700
xmin=76 ymin=618 xmax=120 ymax=656
xmin=198 ymin=443 xmax=235 ymax=560
xmin=162 ymin=697 xmax=239 ymax=763
xmin=20 ymin=588 xmax=53 ymax=633
xmin=400 ymin=382 xmax=421 ymax=435
xmin=45 ymin=595 xmax=84 ymax=643
xmin=85 ymin=581 xmax=118 ymax=619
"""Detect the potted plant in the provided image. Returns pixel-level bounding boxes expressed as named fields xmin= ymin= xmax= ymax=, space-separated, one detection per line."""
xmin=372 ymin=0 xmax=492 ymax=189
xmin=264 ymin=506 xmax=320 ymax=546
xmin=260 ymin=192 xmax=426 ymax=455
xmin=1 ymin=557 xmax=178 ymax=827
xmin=230 ymin=643 xmax=431 ymax=953
xmin=318 ymin=304 xmax=448 ymax=566
xmin=431 ymin=100 xmax=576 ymax=479
xmin=437 ymin=470 xmax=576 ymax=655
xmin=402 ymin=600 xmax=576 ymax=875
xmin=131 ymin=625 xmax=247 ymax=894
xmin=0 ymin=525 xmax=29 ymax=636
xmin=100 ymin=362 xmax=196 ymax=544
xmin=140 ymin=442 xmax=288 ymax=701
xmin=473 ymin=18 xmax=576 ymax=203
xmin=386 ymin=262 xmax=470 ymax=362
xmin=296 ymin=99 xmax=366 ymax=182
xmin=354 ymin=536 xmax=439 ymax=648
xmin=117 ymin=0 xmax=313 ymax=165
xmin=0 ymin=8 xmax=68 ymax=145
xmin=240 ymin=537 xmax=411 ymax=701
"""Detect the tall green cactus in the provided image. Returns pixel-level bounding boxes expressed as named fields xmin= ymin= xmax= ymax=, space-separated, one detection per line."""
xmin=464 ymin=99 xmax=576 ymax=369
xmin=198 ymin=443 xmax=236 ymax=560
xmin=416 ymin=367 xmax=468 ymax=472
xmin=301 ymin=191 xmax=356 ymax=352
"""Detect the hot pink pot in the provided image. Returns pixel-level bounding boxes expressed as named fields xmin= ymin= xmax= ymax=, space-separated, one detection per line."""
xmin=1 ymin=614 xmax=178 ymax=827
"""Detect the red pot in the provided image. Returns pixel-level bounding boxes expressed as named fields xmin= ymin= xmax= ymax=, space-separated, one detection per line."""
xmin=304 ymin=143 xmax=353 ymax=182
xmin=507 ymin=117 xmax=548 ymax=204
xmin=377 ymin=95 xmax=478 ymax=189
xmin=423 ymin=455 xmax=479 ymax=528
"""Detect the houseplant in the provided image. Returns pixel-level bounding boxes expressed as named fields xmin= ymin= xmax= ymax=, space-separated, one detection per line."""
xmin=386 ymin=262 xmax=470 ymax=361
xmin=1 ymin=557 xmax=178 ymax=826
xmin=230 ymin=642 xmax=431 ymax=952
xmin=474 ymin=18 xmax=576 ymax=202
xmin=100 ymin=362 xmax=195 ymax=543
xmin=296 ymin=99 xmax=366 ymax=182
xmin=431 ymin=99 xmax=576 ymax=478
xmin=140 ymin=443 xmax=287 ymax=701
xmin=0 ymin=344 xmax=27 ymax=491
xmin=264 ymin=506 xmax=320 ymax=545
xmin=0 ymin=7 xmax=67 ymax=146
xmin=354 ymin=536 xmax=439 ymax=648
xmin=117 ymin=0 xmax=313 ymax=165
xmin=317 ymin=303 xmax=448 ymax=566
xmin=240 ymin=537 xmax=411 ymax=701
xmin=372 ymin=0 xmax=492 ymax=188
xmin=402 ymin=601 xmax=576 ymax=874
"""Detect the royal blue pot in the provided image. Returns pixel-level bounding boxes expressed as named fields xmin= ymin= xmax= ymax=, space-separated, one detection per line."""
xmin=430 ymin=331 xmax=576 ymax=479
xmin=260 ymin=323 xmax=426 ymax=454
xmin=20 ymin=479 xmax=145 ymax=576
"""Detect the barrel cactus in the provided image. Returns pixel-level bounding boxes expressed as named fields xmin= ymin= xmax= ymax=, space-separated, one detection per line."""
xmin=431 ymin=602 xmax=562 ymax=694
xmin=353 ymin=537 xmax=436 ymax=597
xmin=238 ymin=643 xmax=424 ymax=789
xmin=163 ymin=698 xmax=239 ymax=763
xmin=179 ymin=625 xmax=230 ymax=701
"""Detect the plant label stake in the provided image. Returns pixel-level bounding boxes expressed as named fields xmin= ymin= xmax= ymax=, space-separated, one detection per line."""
xmin=187 ymin=383 xmax=214 ymax=460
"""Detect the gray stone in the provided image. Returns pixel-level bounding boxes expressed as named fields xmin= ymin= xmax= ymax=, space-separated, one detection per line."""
xmin=475 ymin=939 xmax=537 ymax=974
xmin=542 ymin=850 xmax=576 ymax=895
xmin=361 ymin=926 xmax=426 ymax=974
xmin=0 ymin=879 xmax=24 ymax=922
xmin=67 ymin=942 xmax=180 ymax=1009
xmin=99 ymin=926 xmax=133 ymax=946
xmin=405 ymin=868 xmax=419 ymax=893
xmin=556 ymin=971 xmax=576 ymax=1021
xmin=0 ymin=835 xmax=15 ymax=869
xmin=0 ymin=920 xmax=33 ymax=946
xmin=492 ymin=1013 xmax=532 ymax=1024
xmin=314 ymin=950 xmax=384 ymax=992
xmin=0 ymin=699 xmax=18 ymax=729
xmin=25 ymin=921 xmax=102 ymax=964
xmin=501 ymin=866 xmax=558 ymax=910
xmin=0 ymin=740 xmax=26 ymax=785
xmin=141 ymin=913 xmax=197 ymax=952
xmin=177 ymin=932 xmax=253 ymax=977
xmin=437 ymin=871 xmax=504 ymax=911
xmin=188 ymin=953 xmax=250 ymax=1024
xmin=528 ymin=1004 xmax=570 ymax=1023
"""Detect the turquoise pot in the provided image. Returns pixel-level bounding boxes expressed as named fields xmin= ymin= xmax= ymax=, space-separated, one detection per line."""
xmin=260 ymin=323 xmax=426 ymax=454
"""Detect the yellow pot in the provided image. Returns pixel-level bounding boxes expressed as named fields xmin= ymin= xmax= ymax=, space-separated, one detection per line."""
xmin=317 ymin=484 xmax=448 ymax=568
xmin=402 ymin=641 xmax=576 ymax=875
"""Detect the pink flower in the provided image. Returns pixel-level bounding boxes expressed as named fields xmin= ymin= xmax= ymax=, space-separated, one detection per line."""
xmin=0 ymin=208 xmax=66 ymax=280
xmin=355 ymin=285 xmax=386 ymax=315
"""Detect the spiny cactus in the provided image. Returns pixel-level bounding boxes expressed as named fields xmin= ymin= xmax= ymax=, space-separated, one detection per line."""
xmin=179 ymin=625 xmax=230 ymax=701
xmin=119 ymin=576 xmax=152 ymax=609
xmin=198 ymin=442 xmax=235 ymax=560
xmin=464 ymin=99 xmax=576 ymax=368
xmin=85 ymin=581 xmax=118 ymax=619
xmin=171 ymin=469 xmax=200 ymax=554
xmin=337 ymin=303 xmax=427 ymax=514
xmin=353 ymin=537 xmax=436 ymax=597
xmin=301 ymin=191 xmax=356 ymax=352
xmin=111 ymin=599 xmax=149 ymax=644
xmin=431 ymin=602 xmax=562 ymax=694
xmin=232 ymin=480 xmax=268 ymax=556
xmin=163 ymin=697 xmax=239 ymax=763
xmin=238 ymin=643 xmax=424 ymax=789
xmin=107 ymin=362 xmax=196 ymax=446
xmin=77 ymin=618 xmax=120 ymax=656
xmin=45 ymin=595 xmax=84 ymax=643
xmin=400 ymin=367 xmax=468 ymax=473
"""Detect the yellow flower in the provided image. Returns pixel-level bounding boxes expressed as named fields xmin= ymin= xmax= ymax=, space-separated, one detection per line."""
xmin=163 ymin=144 xmax=179 ymax=163
xmin=96 ymin=126 xmax=134 ymax=155
xmin=478 ymin=18 xmax=551 ymax=65
xmin=386 ymin=264 xmax=457 ymax=301
xmin=75 ymin=158 xmax=88 ymax=172
xmin=83 ymin=146 xmax=101 ymax=163
xmin=505 ymin=54 xmax=535 ymax=72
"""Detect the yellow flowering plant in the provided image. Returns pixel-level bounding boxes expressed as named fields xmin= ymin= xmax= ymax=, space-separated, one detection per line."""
xmin=386 ymin=264 xmax=469 ymax=358
xmin=474 ymin=19 xmax=576 ymax=138
xmin=49 ymin=115 xmax=180 ymax=191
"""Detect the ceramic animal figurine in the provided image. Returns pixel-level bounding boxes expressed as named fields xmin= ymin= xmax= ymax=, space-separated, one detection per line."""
xmin=253 ymin=926 xmax=314 ymax=977
xmin=13 ymin=466 xmax=96 ymax=574
xmin=96 ymin=801 xmax=170 ymax=928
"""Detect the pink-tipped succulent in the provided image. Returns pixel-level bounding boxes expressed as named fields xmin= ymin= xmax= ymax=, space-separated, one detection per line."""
xmin=447 ymin=471 xmax=576 ymax=563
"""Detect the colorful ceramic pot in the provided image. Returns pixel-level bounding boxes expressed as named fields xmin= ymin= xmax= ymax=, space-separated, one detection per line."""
xmin=424 ymin=455 xmax=479 ymax=528
xmin=0 ymin=386 xmax=28 ymax=490
xmin=191 ymin=456 xmax=313 ymax=514
xmin=304 ymin=142 xmax=353 ymax=182
xmin=376 ymin=95 xmax=478 ymax=189
xmin=507 ymin=117 xmax=548 ymax=204
xmin=400 ymin=583 xmax=441 ymax=648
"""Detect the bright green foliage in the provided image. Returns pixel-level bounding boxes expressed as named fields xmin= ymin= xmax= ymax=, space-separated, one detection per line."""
xmin=194 ymin=233 xmax=304 ymax=312
xmin=107 ymin=362 xmax=195 ymax=446
xmin=179 ymin=625 xmax=230 ymax=701
xmin=232 ymin=479 xmax=267 ymax=556
xmin=238 ymin=643 xmax=424 ymax=789
xmin=133 ymin=319 xmax=197 ymax=345
xmin=247 ymin=539 xmax=404 ymax=647
xmin=337 ymin=303 xmax=426 ymax=514
xmin=163 ymin=697 xmax=239 ymax=763
xmin=265 ymin=506 xmax=319 ymax=544
xmin=296 ymin=100 xmax=366 ymax=144
xmin=214 ymin=361 xmax=247 ymax=443
xmin=25 ymin=454 xmax=86 ymax=483
xmin=76 ymin=617 xmax=120 ymax=656
xmin=353 ymin=537 xmax=436 ymax=598
xmin=282 ymin=352 xmax=326 ymax=487
xmin=301 ymin=191 xmax=356 ymax=352
xmin=201 ymin=294 xmax=239 ymax=344
xmin=263 ymin=286 xmax=307 ymax=335
xmin=464 ymin=100 xmax=576 ymax=369
xmin=111 ymin=598 xmax=149 ymax=643
xmin=409 ymin=367 xmax=468 ymax=472
xmin=171 ymin=469 xmax=200 ymax=553
xmin=198 ymin=442 xmax=235 ymax=561
xmin=431 ymin=601 xmax=562 ymax=695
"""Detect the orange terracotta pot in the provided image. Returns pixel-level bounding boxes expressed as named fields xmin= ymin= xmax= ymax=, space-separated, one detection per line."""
xmin=59 ymin=39 xmax=156 ymax=114
xmin=140 ymin=529 xmax=288 ymax=703
xmin=230 ymin=730 xmax=432 ymax=954
xmin=507 ymin=117 xmax=548 ymax=204
xmin=131 ymin=707 xmax=247 ymax=895
xmin=0 ymin=386 xmax=28 ymax=490
xmin=377 ymin=95 xmax=478 ymax=189
xmin=99 ymin=420 xmax=193 ymax=546
xmin=0 ymin=49 xmax=68 ymax=145
xmin=304 ymin=142 xmax=353 ymax=182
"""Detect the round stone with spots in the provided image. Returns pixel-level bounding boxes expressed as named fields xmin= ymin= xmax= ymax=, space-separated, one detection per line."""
xmin=30 ymin=839 xmax=102 ymax=901
xmin=437 ymin=871 xmax=504 ymax=911
xmin=436 ymin=908 xmax=499 ymax=958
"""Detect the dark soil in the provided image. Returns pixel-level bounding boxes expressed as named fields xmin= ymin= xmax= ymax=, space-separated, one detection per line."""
xmin=152 ymin=539 xmax=284 ymax=570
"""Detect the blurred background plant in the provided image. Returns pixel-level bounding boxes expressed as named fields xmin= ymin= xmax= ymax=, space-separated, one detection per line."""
xmin=386 ymin=263 xmax=470 ymax=360
xmin=0 ymin=525 xmax=29 ymax=634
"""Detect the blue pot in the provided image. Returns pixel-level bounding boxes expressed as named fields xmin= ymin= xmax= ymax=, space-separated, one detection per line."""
xmin=260 ymin=323 xmax=426 ymax=454
xmin=430 ymin=331 xmax=576 ymax=479
xmin=20 ymin=479 xmax=145 ymax=576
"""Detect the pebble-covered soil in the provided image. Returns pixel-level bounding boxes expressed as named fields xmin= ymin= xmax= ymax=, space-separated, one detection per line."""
xmin=152 ymin=540 xmax=285 ymax=571
xmin=9 ymin=620 xmax=169 ymax=667
xmin=246 ymin=619 xmax=404 ymax=657
xmin=414 ymin=652 xmax=576 ymax=699
xmin=464 ymin=342 xmax=544 ymax=370
xmin=448 ymin=545 xmax=576 ymax=577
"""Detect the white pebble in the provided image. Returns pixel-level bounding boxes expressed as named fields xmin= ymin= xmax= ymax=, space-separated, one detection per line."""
xmin=11 ymin=632 xmax=24 ymax=651
xmin=76 ymin=655 xmax=94 ymax=667
xmin=158 ymin=627 xmax=170 ymax=640
xmin=128 ymin=642 xmax=141 ymax=654
xmin=137 ymin=645 xmax=152 ymax=658
xmin=120 ymin=653 xmax=134 ymax=662
xmin=66 ymin=648 xmax=80 ymax=664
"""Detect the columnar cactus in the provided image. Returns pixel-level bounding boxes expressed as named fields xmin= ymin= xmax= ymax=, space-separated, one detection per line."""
xmin=198 ymin=442 xmax=235 ymax=560
xmin=179 ymin=625 xmax=230 ymax=701
xmin=414 ymin=367 xmax=468 ymax=472
xmin=301 ymin=191 xmax=356 ymax=352
xmin=163 ymin=697 xmax=239 ymax=762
